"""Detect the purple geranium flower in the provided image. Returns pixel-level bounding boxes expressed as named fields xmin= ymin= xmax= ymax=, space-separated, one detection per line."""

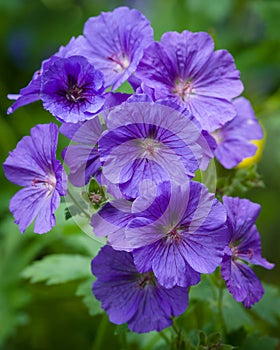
xmin=7 ymin=35 xmax=88 ymax=115
xmin=3 ymin=123 xmax=67 ymax=234
xmin=126 ymin=181 xmax=228 ymax=288
xmin=91 ymin=245 xmax=189 ymax=333
xmin=213 ymin=97 xmax=263 ymax=168
xmin=60 ymin=117 xmax=103 ymax=187
xmin=221 ymin=196 xmax=274 ymax=308
xmin=41 ymin=55 xmax=105 ymax=123
xmin=83 ymin=7 xmax=154 ymax=90
xmin=98 ymin=101 xmax=212 ymax=199
xmin=135 ymin=30 xmax=244 ymax=132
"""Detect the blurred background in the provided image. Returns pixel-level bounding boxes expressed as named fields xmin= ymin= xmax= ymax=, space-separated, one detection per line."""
xmin=0 ymin=0 xmax=279 ymax=349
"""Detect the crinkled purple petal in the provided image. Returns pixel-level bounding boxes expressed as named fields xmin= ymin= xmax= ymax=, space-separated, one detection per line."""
xmin=228 ymin=97 xmax=263 ymax=139
xmin=62 ymin=145 xmax=100 ymax=187
xmin=235 ymin=225 xmax=274 ymax=269
xmin=221 ymin=255 xmax=264 ymax=308
xmin=60 ymin=116 xmax=102 ymax=144
xmin=3 ymin=123 xmax=60 ymax=186
xmin=222 ymin=196 xmax=261 ymax=242
xmin=103 ymin=92 xmax=131 ymax=110
xmin=91 ymin=245 xmax=188 ymax=333
xmin=194 ymin=49 xmax=243 ymax=98
xmin=93 ymin=278 xmax=141 ymax=325
xmin=128 ymin=284 xmax=188 ymax=333
xmin=133 ymin=240 xmax=201 ymax=288
xmin=119 ymin=159 xmax=170 ymax=199
xmin=215 ymin=138 xmax=257 ymax=169
xmin=214 ymin=97 xmax=263 ymax=168
xmin=9 ymin=186 xmax=59 ymax=234
xmin=91 ymin=199 xmax=133 ymax=251
xmin=7 ymin=74 xmax=41 ymax=114
xmin=187 ymin=95 xmax=237 ymax=132
xmin=83 ymin=7 xmax=154 ymax=90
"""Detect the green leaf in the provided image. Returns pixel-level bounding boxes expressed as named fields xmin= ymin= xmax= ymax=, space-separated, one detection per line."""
xmin=219 ymin=345 xmax=235 ymax=350
xmin=222 ymin=291 xmax=253 ymax=332
xmin=76 ymin=279 xmax=103 ymax=317
xmin=238 ymin=333 xmax=278 ymax=350
xmin=65 ymin=204 xmax=84 ymax=220
xmin=216 ymin=165 xmax=264 ymax=200
xmin=189 ymin=275 xmax=217 ymax=303
xmin=21 ymin=254 xmax=92 ymax=285
xmin=199 ymin=330 xmax=207 ymax=346
xmin=207 ymin=332 xmax=221 ymax=346
xmin=251 ymin=283 xmax=280 ymax=327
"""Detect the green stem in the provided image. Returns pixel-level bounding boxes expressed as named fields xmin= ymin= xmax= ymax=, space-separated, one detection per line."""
xmin=67 ymin=189 xmax=91 ymax=220
xmin=91 ymin=314 xmax=108 ymax=350
xmin=217 ymin=280 xmax=227 ymax=336
xmin=119 ymin=331 xmax=128 ymax=350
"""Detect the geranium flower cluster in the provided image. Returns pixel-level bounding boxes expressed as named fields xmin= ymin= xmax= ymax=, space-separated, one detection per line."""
xmin=3 ymin=7 xmax=274 ymax=333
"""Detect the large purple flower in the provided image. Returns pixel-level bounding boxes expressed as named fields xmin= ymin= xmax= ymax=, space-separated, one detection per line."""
xmin=98 ymin=101 xmax=213 ymax=199
xmin=3 ymin=123 xmax=67 ymax=234
xmin=126 ymin=181 xmax=228 ymax=288
xmin=91 ymin=245 xmax=189 ymax=333
xmin=213 ymin=97 xmax=263 ymax=168
xmin=83 ymin=7 xmax=154 ymax=90
xmin=135 ymin=30 xmax=244 ymax=132
xmin=41 ymin=55 xmax=105 ymax=123
xmin=221 ymin=196 xmax=274 ymax=308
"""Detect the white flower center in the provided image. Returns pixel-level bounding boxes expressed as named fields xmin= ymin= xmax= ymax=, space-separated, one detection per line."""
xmin=173 ymin=79 xmax=195 ymax=102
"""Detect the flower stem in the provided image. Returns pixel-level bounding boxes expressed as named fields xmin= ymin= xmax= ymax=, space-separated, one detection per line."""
xmin=66 ymin=189 xmax=91 ymax=220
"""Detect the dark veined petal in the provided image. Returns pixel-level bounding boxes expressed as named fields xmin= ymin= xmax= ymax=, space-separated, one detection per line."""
xmin=91 ymin=245 xmax=189 ymax=333
xmin=221 ymin=255 xmax=264 ymax=308
xmin=83 ymin=7 xmax=153 ymax=90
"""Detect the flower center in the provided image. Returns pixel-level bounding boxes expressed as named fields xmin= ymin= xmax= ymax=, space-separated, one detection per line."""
xmin=32 ymin=173 xmax=56 ymax=193
xmin=89 ymin=192 xmax=102 ymax=204
xmin=107 ymin=53 xmax=130 ymax=73
xmin=66 ymin=84 xmax=84 ymax=103
xmin=173 ymin=79 xmax=194 ymax=102
xmin=138 ymin=272 xmax=156 ymax=289
xmin=141 ymin=138 xmax=160 ymax=158
xmin=166 ymin=226 xmax=184 ymax=242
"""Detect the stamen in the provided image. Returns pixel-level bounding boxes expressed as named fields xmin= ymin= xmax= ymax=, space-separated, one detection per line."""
xmin=31 ymin=174 xmax=56 ymax=193
xmin=66 ymin=84 xmax=84 ymax=103
xmin=173 ymin=79 xmax=194 ymax=102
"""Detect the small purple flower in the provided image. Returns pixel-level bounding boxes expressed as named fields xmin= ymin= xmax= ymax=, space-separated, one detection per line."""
xmin=126 ymin=181 xmax=228 ymax=288
xmin=98 ymin=101 xmax=212 ymax=199
xmin=7 ymin=36 xmax=88 ymax=115
xmin=91 ymin=245 xmax=189 ymax=333
xmin=221 ymin=196 xmax=274 ymax=308
xmin=213 ymin=97 xmax=263 ymax=168
xmin=60 ymin=117 xmax=103 ymax=187
xmin=3 ymin=123 xmax=67 ymax=234
xmin=83 ymin=6 xmax=154 ymax=90
xmin=41 ymin=56 xmax=105 ymax=123
xmin=135 ymin=31 xmax=244 ymax=132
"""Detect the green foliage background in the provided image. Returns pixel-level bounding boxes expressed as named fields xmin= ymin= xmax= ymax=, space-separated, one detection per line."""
xmin=0 ymin=0 xmax=279 ymax=349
